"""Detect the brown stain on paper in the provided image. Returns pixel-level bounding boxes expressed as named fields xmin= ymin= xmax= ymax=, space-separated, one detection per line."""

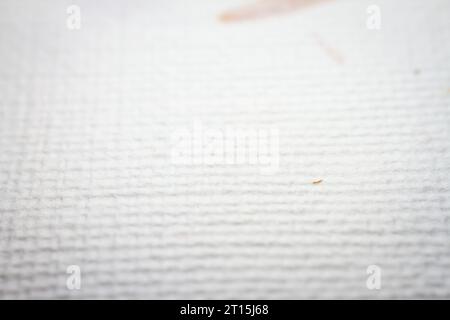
xmin=219 ymin=0 xmax=345 ymax=65
xmin=219 ymin=0 xmax=333 ymax=23
xmin=312 ymin=33 xmax=345 ymax=65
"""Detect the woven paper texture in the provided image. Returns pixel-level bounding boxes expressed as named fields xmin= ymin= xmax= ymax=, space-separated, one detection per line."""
xmin=1 ymin=0 xmax=450 ymax=299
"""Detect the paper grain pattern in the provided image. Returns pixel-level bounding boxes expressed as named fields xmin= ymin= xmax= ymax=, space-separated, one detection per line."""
xmin=0 ymin=0 xmax=449 ymax=299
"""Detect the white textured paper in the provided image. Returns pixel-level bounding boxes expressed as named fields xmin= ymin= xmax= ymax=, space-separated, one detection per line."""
xmin=1 ymin=0 xmax=450 ymax=299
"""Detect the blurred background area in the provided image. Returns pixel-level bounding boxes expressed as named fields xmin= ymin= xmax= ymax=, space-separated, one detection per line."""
xmin=0 ymin=0 xmax=449 ymax=299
